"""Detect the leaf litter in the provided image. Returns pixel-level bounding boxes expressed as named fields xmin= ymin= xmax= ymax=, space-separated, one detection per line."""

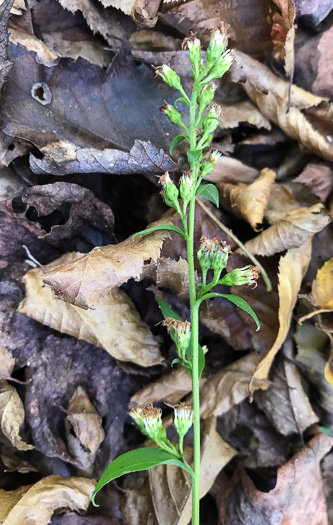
xmin=0 ymin=0 xmax=332 ymax=522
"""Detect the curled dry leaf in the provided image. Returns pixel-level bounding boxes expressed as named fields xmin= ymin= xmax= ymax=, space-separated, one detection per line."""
xmin=311 ymin=258 xmax=333 ymax=310
xmin=0 ymin=0 xmax=14 ymax=92
xmin=29 ymin=140 xmax=176 ymax=176
xmin=131 ymin=0 xmax=161 ymax=28
xmin=0 ymin=347 xmax=15 ymax=380
xmin=123 ymin=417 xmax=236 ymax=525
xmin=0 ymin=475 xmax=95 ymax=525
xmin=218 ymin=168 xmax=276 ymax=231
xmin=142 ymin=257 xmax=191 ymax=300
xmin=205 ymin=156 xmax=259 ymax=185
xmin=241 ymin=203 xmax=330 ymax=257
xmin=43 ymin=210 xmax=176 ymax=309
xmin=251 ymin=240 xmax=312 ymax=384
xmin=230 ymin=50 xmax=333 ymax=161
xmin=215 ymin=99 xmax=271 ymax=131
xmin=0 ymin=380 xmax=34 ymax=451
xmin=218 ymin=433 xmax=333 ymax=525
xmin=1 ymin=445 xmax=37 ymax=474
xmin=19 ymin=264 xmax=163 ymax=366
xmin=8 ymin=21 xmax=58 ymax=67
xmin=294 ymin=162 xmax=333 ymax=202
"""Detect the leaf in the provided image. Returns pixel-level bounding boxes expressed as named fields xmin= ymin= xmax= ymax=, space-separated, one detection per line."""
xmin=19 ymin=264 xmax=163 ymax=366
xmin=196 ymin=183 xmax=220 ymax=207
xmin=43 ymin=210 xmax=176 ymax=309
xmin=92 ymin=448 xmax=193 ymax=506
xmin=0 ymin=0 xmax=14 ymax=92
xmin=311 ymin=258 xmax=333 ymax=309
xmin=217 ymin=168 xmax=276 ymax=230
xmin=131 ymin=367 xmax=195 ymax=406
xmin=251 ymin=240 xmax=312 ymax=383
xmin=142 ymin=257 xmax=191 ymax=300
xmin=294 ymin=162 xmax=333 ymax=202
xmin=0 ymin=475 xmax=95 ymax=524
xmin=123 ymin=417 xmax=236 ymax=525
xmin=241 ymin=203 xmax=330 ymax=257
xmin=204 ymin=293 xmax=261 ymax=332
xmin=187 ymin=149 xmax=202 ymax=164
xmin=133 ymin=223 xmax=186 ymax=241
xmin=170 ymin=134 xmax=187 ymax=155
xmin=0 ymin=347 xmax=15 ymax=380
xmin=157 ymin=298 xmax=183 ymax=321
xmin=0 ymin=380 xmax=34 ymax=451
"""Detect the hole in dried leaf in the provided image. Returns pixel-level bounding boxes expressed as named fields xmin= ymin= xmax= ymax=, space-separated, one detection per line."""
xmin=31 ymin=83 xmax=52 ymax=105
xmin=245 ymin=467 xmax=278 ymax=492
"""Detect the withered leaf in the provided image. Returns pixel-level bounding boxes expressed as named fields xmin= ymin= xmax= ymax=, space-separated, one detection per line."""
xmin=19 ymin=264 xmax=163 ymax=366
xmin=294 ymin=162 xmax=333 ymax=202
xmin=142 ymin=257 xmax=191 ymax=300
xmin=0 ymin=347 xmax=15 ymax=380
xmin=0 ymin=475 xmax=95 ymax=524
xmin=8 ymin=20 xmax=58 ymax=67
xmin=0 ymin=0 xmax=14 ymax=91
xmin=123 ymin=417 xmax=236 ymax=525
xmin=217 ymin=99 xmax=271 ymax=131
xmin=43 ymin=211 xmax=176 ymax=309
xmin=1 ymin=445 xmax=37 ymax=474
xmin=218 ymin=433 xmax=333 ymax=525
xmin=0 ymin=380 xmax=34 ymax=450
xmin=205 ymin=156 xmax=259 ymax=185
xmin=251 ymin=240 xmax=312 ymax=383
xmin=311 ymin=258 xmax=333 ymax=310
xmin=29 ymin=140 xmax=175 ymax=176
xmin=21 ymin=182 xmax=114 ymax=243
xmin=218 ymin=168 xmax=276 ymax=231
xmin=242 ymin=203 xmax=330 ymax=257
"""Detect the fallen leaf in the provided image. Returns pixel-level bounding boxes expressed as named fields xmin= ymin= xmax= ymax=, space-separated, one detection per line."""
xmin=8 ymin=20 xmax=58 ymax=67
xmin=123 ymin=417 xmax=236 ymax=525
xmin=0 ymin=347 xmax=15 ymax=380
xmin=1 ymin=445 xmax=37 ymax=473
xmin=218 ymin=168 xmax=276 ymax=230
xmin=241 ymin=203 xmax=330 ymax=257
xmin=205 ymin=156 xmax=259 ymax=185
xmin=0 ymin=475 xmax=95 ymax=524
xmin=29 ymin=139 xmax=175 ymax=176
xmin=230 ymin=50 xmax=333 ymax=161
xmin=295 ymin=0 xmax=333 ymax=27
xmin=104 ymin=0 xmax=135 ymax=15
xmin=19 ymin=263 xmax=163 ymax=366
xmin=311 ymin=258 xmax=333 ymax=309
xmin=0 ymin=380 xmax=34 ymax=450
xmin=215 ymin=99 xmax=271 ymax=131
xmin=294 ymin=162 xmax=333 ymax=202
xmin=131 ymin=0 xmax=161 ymax=28
xmin=21 ymin=182 xmax=114 ymax=243
xmin=142 ymin=257 xmax=191 ymax=300
xmin=271 ymin=0 xmax=295 ymax=74
xmin=43 ymin=210 xmax=176 ymax=309
xmin=251 ymin=240 xmax=312 ymax=383
xmin=218 ymin=433 xmax=333 ymax=525
xmin=0 ymin=0 xmax=14 ymax=92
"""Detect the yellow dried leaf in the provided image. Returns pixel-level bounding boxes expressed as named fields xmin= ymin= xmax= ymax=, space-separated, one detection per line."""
xmin=241 ymin=203 xmax=330 ymax=256
xmin=251 ymin=240 xmax=312 ymax=382
xmin=19 ymin=266 xmax=163 ymax=367
xmin=0 ymin=381 xmax=34 ymax=451
xmin=324 ymin=358 xmax=333 ymax=387
xmin=218 ymin=168 xmax=276 ymax=230
xmin=43 ymin=211 xmax=175 ymax=309
xmin=0 ymin=475 xmax=95 ymax=525
xmin=311 ymin=258 xmax=333 ymax=309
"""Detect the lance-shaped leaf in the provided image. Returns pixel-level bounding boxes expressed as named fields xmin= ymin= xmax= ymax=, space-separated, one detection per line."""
xmin=199 ymin=293 xmax=260 ymax=331
xmin=133 ymin=224 xmax=187 ymax=241
xmin=170 ymin=134 xmax=187 ymax=155
xmin=196 ymin=184 xmax=220 ymax=207
xmin=92 ymin=447 xmax=193 ymax=506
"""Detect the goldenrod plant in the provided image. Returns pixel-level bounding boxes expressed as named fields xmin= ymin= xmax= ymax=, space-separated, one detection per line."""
xmin=92 ymin=27 xmax=260 ymax=525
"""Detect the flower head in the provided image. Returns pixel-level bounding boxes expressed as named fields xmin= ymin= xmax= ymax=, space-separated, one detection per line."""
xmin=160 ymin=101 xmax=184 ymax=127
xmin=220 ymin=265 xmax=260 ymax=287
xmin=206 ymin=23 xmax=229 ymax=66
xmin=179 ymin=173 xmax=195 ymax=203
xmin=154 ymin=64 xmax=182 ymax=91
xmin=129 ymin=404 xmax=167 ymax=441
xmin=183 ymin=33 xmax=201 ymax=68
xmin=197 ymin=237 xmax=230 ymax=274
xmin=159 ymin=172 xmax=179 ymax=209
xmin=172 ymin=402 xmax=193 ymax=438
xmin=162 ymin=317 xmax=191 ymax=360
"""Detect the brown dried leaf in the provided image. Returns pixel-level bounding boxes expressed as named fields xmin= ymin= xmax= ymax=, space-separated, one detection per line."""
xmin=142 ymin=257 xmax=190 ymax=300
xmin=218 ymin=168 xmax=276 ymax=230
xmin=216 ymin=100 xmax=271 ymax=131
xmin=131 ymin=0 xmax=161 ymax=28
xmin=8 ymin=21 xmax=58 ymax=67
xmin=0 ymin=347 xmax=15 ymax=380
xmin=311 ymin=258 xmax=333 ymax=309
xmin=0 ymin=475 xmax=95 ymax=524
xmin=230 ymin=50 xmax=333 ymax=161
xmin=241 ymin=203 xmax=330 ymax=257
xmin=0 ymin=0 xmax=14 ymax=92
xmin=205 ymin=156 xmax=259 ymax=185
xmin=19 ymin=264 xmax=163 ymax=366
xmin=251 ymin=240 xmax=312 ymax=383
xmin=43 ymin=211 xmax=175 ymax=309
xmin=0 ymin=380 xmax=34 ymax=450
xmin=218 ymin=433 xmax=333 ymax=525
xmin=1 ymin=445 xmax=37 ymax=474
xmin=294 ymin=162 xmax=333 ymax=202
xmin=123 ymin=417 xmax=236 ymax=525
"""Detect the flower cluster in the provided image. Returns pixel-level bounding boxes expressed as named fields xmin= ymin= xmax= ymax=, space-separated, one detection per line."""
xmin=197 ymin=237 xmax=231 ymax=281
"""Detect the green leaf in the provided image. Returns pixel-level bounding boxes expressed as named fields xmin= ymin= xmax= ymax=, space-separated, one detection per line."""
xmin=174 ymin=96 xmax=191 ymax=108
xmin=196 ymin=184 xmax=219 ymax=207
xmin=157 ymin=299 xmax=183 ymax=321
xmin=132 ymin=224 xmax=187 ymax=241
xmin=170 ymin=134 xmax=187 ymax=155
xmin=92 ymin=448 xmax=193 ymax=506
xmin=187 ymin=149 xmax=202 ymax=165
xmin=201 ymin=293 xmax=260 ymax=331
xmin=197 ymin=115 xmax=223 ymax=128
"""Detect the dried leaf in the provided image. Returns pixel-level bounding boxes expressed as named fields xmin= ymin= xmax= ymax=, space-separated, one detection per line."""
xmin=0 ymin=347 xmax=15 ymax=380
xmin=294 ymin=162 xmax=333 ymax=202
xmin=311 ymin=258 xmax=333 ymax=309
xmin=230 ymin=50 xmax=333 ymax=161
xmin=142 ymin=257 xmax=191 ymax=300
xmin=43 ymin=211 xmax=175 ymax=309
xmin=8 ymin=21 xmax=58 ymax=67
xmin=1 ymin=445 xmax=37 ymax=473
xmin=103 ymin=0 xmax=135 ymax=15
xmin=218 ymin=433 xmax=333 ymax=525
xmin=30 ymin=140 xmax=175 ymax=176
xmin=0 ymin=475 xmax=95 ymax=524
xmin=123 ymin=417 xmax=236 ymax=525
xmin=241 ymin=203 xmax=330 ymax=257
xmin=218 ymin=168 xmax=276 ymax=230
xmin=0 ymin=380 xmax=34 ymax=450
xmin=216 ymin=99 xmax=271 ymax=131
xmin=19 ymin=264 xmax=163 ymax=366
xmin=0 ymin=0 xmax=14 ymax=91
xmin=131 ymin=0 xmax=161 ymax=28
xmin=251 ymin=240 xmax=312 ymax=383
xmin=205 ymin=156 xmax=259 ymax=185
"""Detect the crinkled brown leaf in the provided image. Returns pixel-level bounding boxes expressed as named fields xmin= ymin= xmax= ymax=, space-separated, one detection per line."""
xmin=142 ymin=257 xmax=191 ymax=300
xmin=218 ymin=433 xmax=333 ymax=525
xmin=242 ymin=203 xmax=330 ymax=257
xmin=216 ymin=99 xmax=271 ymax=131
xmin=206 ymin=156 xmax=259 ymax=185
xmin=294 ymin=162 xmax=333 ymax=202
xmin=0 ymin=0 xmax=14 ymax=91
xmin=0 ymin=475 xmax=95 ymax=524
xmin=0 ymin=347 xmax=15 ymax=380
xmin=230 ymin=50 xmax=333 ymax=161
xmin=43 ymin=211 xmax=176 ymax=309
xmin=8 ymin=20 xmax=58 ymax=67
xmin=19 ymin=264 xmax=163 ymax=366
xmin=123 ymin=417 xmax=236 ymax=525
xmin=251 ymin=240 xmax=312 ymax=383
xmin=131 ymin=0 xmax=160 ymax=28
xmin=0 ymin=380 xmax=34 ymax=450
xmin=218 ymin=168 xmax=276 ymax=231
xmin=1 ymin=445 xmax=37 ymax=474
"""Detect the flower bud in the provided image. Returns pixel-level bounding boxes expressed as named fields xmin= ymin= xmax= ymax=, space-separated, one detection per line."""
xmin=198 ymin=83 xmax=215 ymax=111
xmin=206 ymin=27 xmax=228 ymax=66
xmin=129 ymin=404 xmax=167 ymax=442
xmin=160 ymin=101 xmax=184 ymax=127
xmin=172 ymin=402 xmax=193 ymax=438
xmin=128 ymin=406 xmax=148 ymax=436
xmin=162 ymin=317 xmax=191 ymax=360
xmin=159 ymin=172 xmax=179 ymax=209
xmin=197 ymin=237 xmax=230 ymax=275
xmin=205 ymin=51 xmax=233 ymax=82
xmin=203 ymin=104 xmax=222 ymax=135
xmin=183 ymin=35 xmax=201 ymax=67
xmin=179 ymin=174 xmax=194 ymax=203
xmin=155 ymin=64 xmax=182 ymax=91
xmin=200 ymin=151 xmax=221 ymax=179
xmin=211 ymin=243 xmax=230 ymax=274
xmin=220 ymin=266 xmax=260 ymax=287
